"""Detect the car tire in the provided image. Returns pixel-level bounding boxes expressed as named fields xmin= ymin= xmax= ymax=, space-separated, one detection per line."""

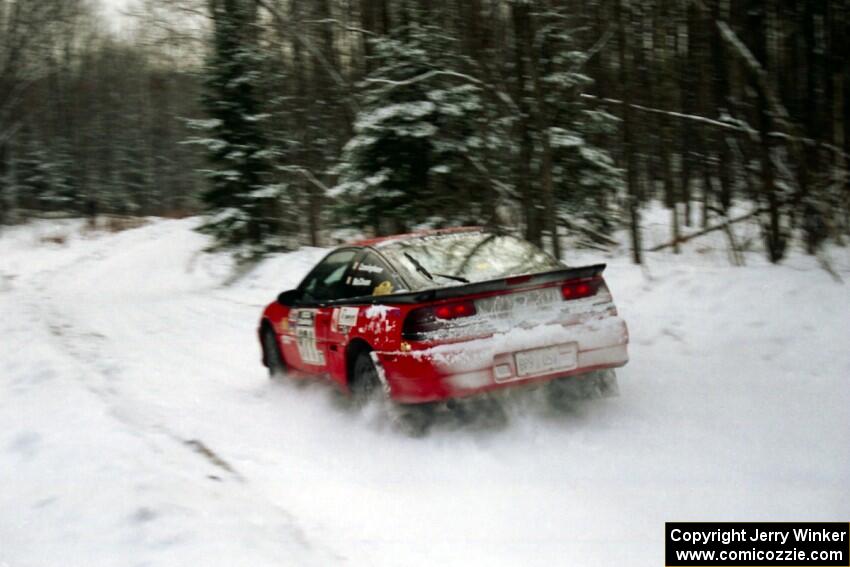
xmin=545 ymin=369 xmax=619 ymax=409
xmin=350 ymin=351 xmax=382 ymax=405
xmin=446 ymin=397 xmax=507 ymax=429
xmin=350 ymin=352 xmax=437 ymax=436
xmin=392 ymin=403 xmax=437 ymax=437
xmin=594 ymin=369 xmax=620 ymax=397
xmin=262 ymin=328 xmax=286 ymax=378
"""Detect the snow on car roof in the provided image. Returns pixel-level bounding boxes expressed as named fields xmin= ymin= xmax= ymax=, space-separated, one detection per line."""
xmin=349 ymin=226 xmax=486 ymax=248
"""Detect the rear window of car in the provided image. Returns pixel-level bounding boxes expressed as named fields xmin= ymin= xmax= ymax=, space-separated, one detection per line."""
xmin=380 ymin=231 xmax=562 ymax=290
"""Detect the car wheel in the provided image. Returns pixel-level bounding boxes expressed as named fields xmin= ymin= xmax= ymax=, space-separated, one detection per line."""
xmin=545 ymin=369 xmax=619 ymax=409
xmin=262 ymin=328 xmax=286 ymax=378
xmin=350 ymin=351 xmax=382 ymax=405
xmin=392 ymin=403 xmax=437 ymax=437
xmin=594 ymin=369 xmax=620 ymax=397
xmin=447 ymin=397 xmax=507 ymax=429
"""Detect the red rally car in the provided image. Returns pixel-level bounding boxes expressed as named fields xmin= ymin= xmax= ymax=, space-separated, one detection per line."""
xmin=259 ymin=227 xmax=629 ymax=406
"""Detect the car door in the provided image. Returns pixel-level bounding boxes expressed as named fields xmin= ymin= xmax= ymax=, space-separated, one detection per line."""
xmin=283 ymin=248 xmax=359 ymax=375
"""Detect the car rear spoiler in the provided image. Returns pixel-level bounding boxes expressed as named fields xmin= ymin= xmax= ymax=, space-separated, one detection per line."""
xmin=327 ymin=264 xmax=607 ymax=306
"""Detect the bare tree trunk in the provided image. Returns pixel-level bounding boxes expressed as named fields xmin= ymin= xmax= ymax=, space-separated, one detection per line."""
xmin=527 ymin=14 xmax=559 ymax=259
xmin=512 ymin=2 xmax=541 ymax=247
xmin=291 ymin=0 xmax=319 ymax=246
xmin=662 ymin=117 xmax=680 ymax=253
xmin=751 ymin=2 xmax=785 ymax=263
xmin=360 ymin=0 xmax=375 ymax=71
xmin=618 ymin=0 xmax=642 ymax=264
xmin=831 ymin=3 xmax=847 ymax=241
xmin=711 ymin=0 xmax=733 ymax=212
xmin=0 ymin=141 xmax=7 ymax=223
xmin=679 ymin=2 xmax=693 ymax=227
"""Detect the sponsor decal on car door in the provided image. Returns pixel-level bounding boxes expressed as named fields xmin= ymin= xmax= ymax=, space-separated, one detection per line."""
xmin=330 ymin=306 xmax=359 ymax=334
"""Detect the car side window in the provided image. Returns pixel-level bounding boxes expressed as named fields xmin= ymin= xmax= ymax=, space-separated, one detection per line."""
xmin=342 ymin=251 xmax=402 ymax=297
xmin=299 ymin=249 xmax=358 ymax=303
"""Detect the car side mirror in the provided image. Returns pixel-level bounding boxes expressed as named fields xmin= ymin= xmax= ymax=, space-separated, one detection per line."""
xmin=277 ymin=289 xmax=301 ymax=306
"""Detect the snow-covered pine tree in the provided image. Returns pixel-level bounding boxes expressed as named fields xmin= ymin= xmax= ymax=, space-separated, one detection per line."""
xmin=192 ymin=0 xmax=289 ymax=255
xmin=10 ymin=140 xmax=77 ymax=214
xmin=332 ymin=22 xmax=506 ymax=235
xmin=537 ymin=19 xmax=624 ymax=244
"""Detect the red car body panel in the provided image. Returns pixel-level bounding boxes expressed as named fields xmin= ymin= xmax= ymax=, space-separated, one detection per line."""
xmin=260 ymin=230 xmax=629 ymax=404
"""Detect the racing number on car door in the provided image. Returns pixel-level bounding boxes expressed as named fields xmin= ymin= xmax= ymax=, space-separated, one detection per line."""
xmin=293 ymin=309 xmax=325 ymax=366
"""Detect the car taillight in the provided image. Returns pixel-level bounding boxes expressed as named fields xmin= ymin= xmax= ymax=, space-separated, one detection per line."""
xmin=403 ymin=300 xmax=477 ymax=340
xmin=562 ymin=276 xmax=603 ymax=300
xmin=434 ymin=300 xmax=476 ymax=320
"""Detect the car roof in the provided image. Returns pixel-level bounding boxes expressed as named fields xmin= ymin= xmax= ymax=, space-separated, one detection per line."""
xmin=348 ymin=226 xmax=485 ymax=248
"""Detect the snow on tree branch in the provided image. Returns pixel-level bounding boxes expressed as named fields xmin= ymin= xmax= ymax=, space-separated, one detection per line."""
xmin=581 ymin=94 xmax=850 ymax=161
xmin=364 ymin=70 xmax=485 ymax=89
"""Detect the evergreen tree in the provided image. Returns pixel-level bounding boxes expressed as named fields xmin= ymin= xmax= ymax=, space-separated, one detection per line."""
xmin=10 ymin=140 xmax=77 ymax=213
xmin=192 ymin=0 xmax=289 ymax=255
xmin=536 ymin=17 xmax=624 ymax=244
xmin=332 ymin=23 xmax=506 ymax=235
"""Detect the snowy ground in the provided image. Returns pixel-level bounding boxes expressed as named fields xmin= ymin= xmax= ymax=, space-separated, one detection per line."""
xmin=1 ymin=211 xmax=848 ymax=567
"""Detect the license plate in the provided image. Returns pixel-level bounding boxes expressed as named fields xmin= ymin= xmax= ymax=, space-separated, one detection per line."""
xmin=514 ymin=343 xmax=578 ymax=378
xmin=475 ymin=287 xmax=562 ymax=317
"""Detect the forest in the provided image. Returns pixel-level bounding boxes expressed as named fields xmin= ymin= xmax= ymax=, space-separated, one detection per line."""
xmin=0 ymin=0 xmax=847 ymax=263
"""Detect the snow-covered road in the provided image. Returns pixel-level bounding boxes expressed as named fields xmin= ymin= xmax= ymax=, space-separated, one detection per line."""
xmin=1 ymin=217 xmax=848 ymax=567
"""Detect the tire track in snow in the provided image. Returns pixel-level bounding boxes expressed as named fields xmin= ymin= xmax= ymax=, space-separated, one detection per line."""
xmin=43 ymin=305 xmax=247 ymax=482
xmin=12 ymin=225 xmax=341 ymax=566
